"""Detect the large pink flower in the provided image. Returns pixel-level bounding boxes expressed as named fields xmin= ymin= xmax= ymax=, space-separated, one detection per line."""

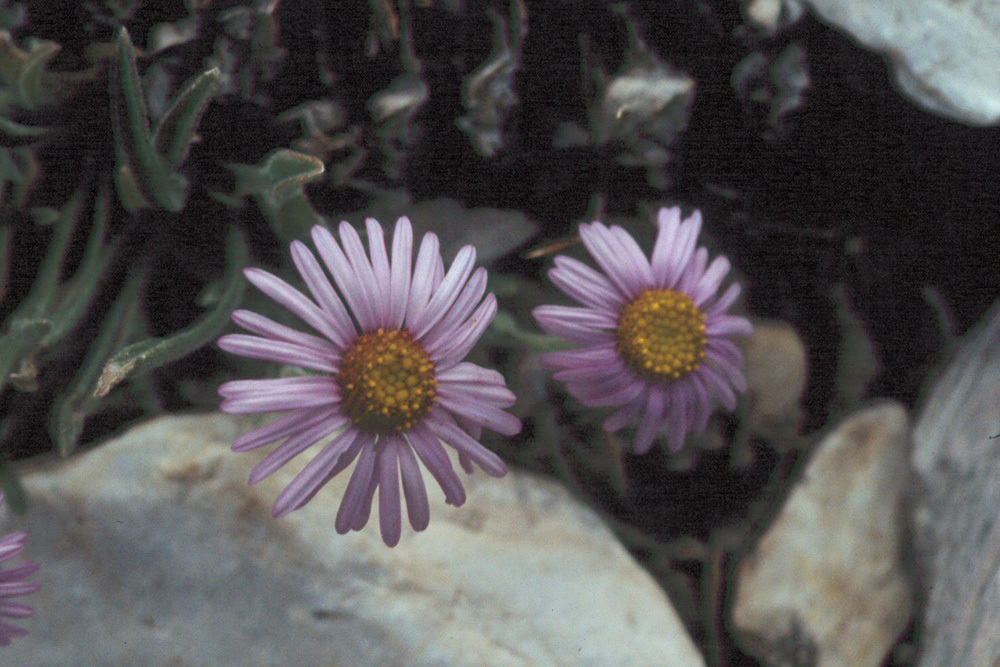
xmin=533 ymin=207 xmax=752 ymax=454
xmin=218 ymin=217 xmax=520 ymax=546
xmin=0 ymin=494 xmax=39 ymax=646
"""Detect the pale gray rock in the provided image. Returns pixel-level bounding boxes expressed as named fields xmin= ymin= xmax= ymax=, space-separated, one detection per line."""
xmin=3 ymin=414 xmax=705 ymax=667
xmin=732 ymin=402 xmax=913 ymax=667
xmin=911 ymin=300 xmax=1000 ymax=666
xmin=801 ymin=0 xmax=1000 ymax=125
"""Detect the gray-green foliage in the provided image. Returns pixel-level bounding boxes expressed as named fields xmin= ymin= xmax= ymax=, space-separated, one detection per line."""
xmin=111 ymin=27 xmax=219 ymax=212
xmin=218 ymin=148 xmax=325 ymax=242
xmin=49 ymin=228 xmax=247 ymax=456
xmin=0 ymin=22 xmax=236 ymax=504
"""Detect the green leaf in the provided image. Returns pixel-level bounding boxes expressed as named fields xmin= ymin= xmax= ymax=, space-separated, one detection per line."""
xmin=50 ymin=270 xmax=144 ymax=456
xmin=16 ymin=189 xmax=82 ymax=318
xmin=0 ymin=194 xmax=80 ymax=391
xmin=28 ymin=206 xmax=60 ymax=225
xmin=0 ymin=317 xmax=52 ymax=393
xmin=17 ymin=37 xmax=60 ymax=108
xmin=268 ymin=193 xmax=322 ymax=242
xmin=223 ymin=149 xmax=325 ymax=241
xmin=114 ymin=164 xmax=152 ymax=212
xmin=0 ymin=115 xmax=48 ymax=145
xmin=484 ymin=311 xmax=570 ymax=352
xmin=0 ymin=2 xmax=26 ymax=33
xmin=110 ymin=27 xmax=187 ymax=212
xmin=42 ymin=188 xmax=111 ymax=346
xmin=153 ymin=67 xmax=220 ymax=170
xmin=93 ymin=228 xmax=248 ymax=398
xmin=228 ymin=149 xmax=325 ymax=207
xmin=7 ymin=146 xmax=37 ymax=208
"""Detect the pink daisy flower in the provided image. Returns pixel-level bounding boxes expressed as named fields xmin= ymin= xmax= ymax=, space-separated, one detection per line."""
xmin=218 ymin=217 xmax=520 ymax=547
xmin=0 ymin=494 xmax=40 ymax=646
xmin=533 ymin=207 xmax=752 ymax=454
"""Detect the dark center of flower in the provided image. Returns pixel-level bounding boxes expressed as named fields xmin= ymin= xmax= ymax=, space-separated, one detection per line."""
xmin=337 ymin=329 xmax=437 ymax=435
xmin=615 ymin=288 xmax=707 ymax=384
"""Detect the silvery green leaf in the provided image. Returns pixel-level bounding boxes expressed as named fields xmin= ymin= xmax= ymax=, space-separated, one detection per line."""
xmin=28 ymin=206 xmax=60 ymax=225
xmin=0 ymin=116 xmax=47 ymax=146
xmin=0 ymin=32 xmax=53 ymax=108
xmin=17 ymin=37 xmax=60 ymax=108
xmin=344 ymin=196 xmax=538 ymax=264
xmin=0 ymin=2 xmax=26 ymax=33
xmin=0 ymin=192 xmax=81 ymax=391
xmin=110 ymin=27 xmax=187 ymax=212
xmin=266 ymin=194 xmax=322 ymax=243
xmin=0 ymin=318 xmax=52 ymax=392
xmin=50 ymin=271 xmax=143 ymax=456
xmin=41 ymin=188 xmax=110 ymax=346
xmin=228 ymin=149 xmax=325 ymax=207
xmin=484 ymin=311 xmax=568 ymax=352
xmin=93 ymin=228 xmax=248 ymax=398
xmin=16 ymin=189 xmax=81 ymax=318
xmin=224 ymin=149 xmax=325 ymax=241
xmin=153 ymin=67 xmax=220 ymax=170
xmin=1 ymin=146 xmax=37 ymax=208
xmin=114 ymin=164 xmax=152 ymax=212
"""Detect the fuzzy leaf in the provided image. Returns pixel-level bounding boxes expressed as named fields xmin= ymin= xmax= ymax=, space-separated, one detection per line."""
xmin=0 ymin=318 xmax=52 ymax=391
xmin=5 ymin=146 xmax=38 ymax=208
xmin=51 ymin=271 xmax=143 ymax=456
xmin=269 ymin=193 xmax=322 ymax=242
xmin=484 ymin=311 xmax=570 ymax=352
xmin=16 ymin=189 xmax=81 ymax=318
xmin=0 ymin=191 xmax=82 ymax=391
xmin=42 ymin=188 xmax=110 ymax=346
xmin=110 ymin=27 xmax=187 ymax=212
xmin=153 ymin=67 xmax=220 ymax=170
xmin=0 ymin=115 xmax=47 ymax=146
xmin=93 ymin=228 xmax=248 ymax=398
xmin=114 ymin=165 xmax=152 ymax=212
xmin=17 ymin=37 xmax=60 ymax=108
xmin=228 ymin=149 xmax=325 ymax=207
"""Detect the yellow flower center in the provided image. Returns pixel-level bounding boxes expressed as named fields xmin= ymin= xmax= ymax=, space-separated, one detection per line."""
xmin=337 ymin=329 xmax=437 ymax=435
xmin=615 ymin=289 xmax=707 ymax=383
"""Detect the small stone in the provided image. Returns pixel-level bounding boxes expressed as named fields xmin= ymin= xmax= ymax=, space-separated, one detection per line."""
xmin=743 ymin=319 xmax=808 ymax=442
xmin=732 ymin=402 xmax=913 ymax=667
xmin=3 ymin=414 xmax=706 ymax=666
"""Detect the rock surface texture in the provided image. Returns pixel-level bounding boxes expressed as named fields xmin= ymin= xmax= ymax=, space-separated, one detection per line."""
xmin=802 ymin=0 xmax=1000 ymax=125
xmin=2 ymin=414 xmax=705 ymax=667
xmin=743 ymin=319 xmax=808 ymax=441
xmin=732 ymin=402 xmax=913 ymax=667
xmin=911 ymin=301 xmax=1000 ymax=667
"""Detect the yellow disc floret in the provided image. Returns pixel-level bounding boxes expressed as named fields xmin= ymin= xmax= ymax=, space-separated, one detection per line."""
xmin=337 ymin=329 xmax=437 ymax=435
xmin=615 ymin=289 xmax=707 ymax=384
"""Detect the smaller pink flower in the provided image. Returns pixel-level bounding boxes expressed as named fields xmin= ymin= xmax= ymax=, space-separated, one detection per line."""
xmin=0 ymin=494 xmax=40 ymax=646
xmin=533 ymin=207 xmax=752 ymax=454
